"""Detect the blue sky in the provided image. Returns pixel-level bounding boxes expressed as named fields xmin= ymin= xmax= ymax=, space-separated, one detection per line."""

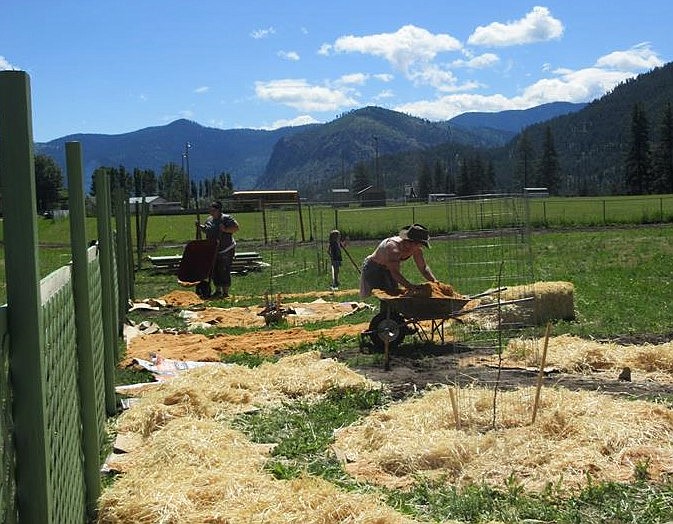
xmin=2 ymin=1 xmax=671 ymax=142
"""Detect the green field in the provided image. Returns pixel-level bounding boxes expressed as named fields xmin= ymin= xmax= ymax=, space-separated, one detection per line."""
xmin=2 ymin=194 xmax=673 ymax=339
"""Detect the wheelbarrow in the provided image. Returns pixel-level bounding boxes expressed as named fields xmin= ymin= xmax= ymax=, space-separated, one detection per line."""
xmin=361 ymin=287 xmax=513 ymax=352
xmin=177 ymin=239 xmax=219 ymax=299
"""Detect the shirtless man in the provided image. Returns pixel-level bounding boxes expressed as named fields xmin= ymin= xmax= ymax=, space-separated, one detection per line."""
xmin=359 ymin=223 xmax=437 ymax=298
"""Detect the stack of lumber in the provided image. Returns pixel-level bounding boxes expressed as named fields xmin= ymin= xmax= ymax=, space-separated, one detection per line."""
xmin=148 ymin=251 xmax=267 ymax=273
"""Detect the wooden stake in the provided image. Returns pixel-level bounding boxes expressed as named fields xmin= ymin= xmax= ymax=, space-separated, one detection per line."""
xmin=449 ymin=387 xmax=461 ymax=429
xmin=532 ymin=322 xmax=552 ymax=423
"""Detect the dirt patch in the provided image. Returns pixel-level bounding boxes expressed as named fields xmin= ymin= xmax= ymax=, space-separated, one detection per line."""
xmin=124 ymin=323 xmax=369 ymax=365
xmin=340 ymin=344 xmax=673 ymax=401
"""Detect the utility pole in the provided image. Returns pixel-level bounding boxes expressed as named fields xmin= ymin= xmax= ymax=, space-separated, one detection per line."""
xmin=184 ymin=141 xmax=191 ymax=209
xmin=373 ymin=135 xmax=380 ymax=188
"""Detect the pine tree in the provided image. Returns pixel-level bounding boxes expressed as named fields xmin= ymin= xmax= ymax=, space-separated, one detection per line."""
xmin=515 ymin=130 xmax=535 ymax=190
xmin=624 ymin=103 xmax=652 ymax=195
xmin=418 ymin=161 xmax=432 ymax=199
xmin=651 ymin=102 xmax=673 ymax=194
xmin=536 ymin=126 xmax=561 ymax=194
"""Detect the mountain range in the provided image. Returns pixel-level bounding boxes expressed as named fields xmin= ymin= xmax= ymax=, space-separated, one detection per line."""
xmin=35 ymin=101 xmax=586 ymax=193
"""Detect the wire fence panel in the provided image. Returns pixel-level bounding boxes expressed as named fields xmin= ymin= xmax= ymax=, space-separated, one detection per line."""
xmin=88 ymin=246 xmax=109 ymax=452
xmin=0 ymin=306 xmax=17 ymax=524
xmin=41 ymin=266 xmax=86 ymax=524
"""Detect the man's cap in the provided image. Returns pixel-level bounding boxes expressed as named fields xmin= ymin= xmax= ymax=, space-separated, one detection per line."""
xmin=210 ymin=201 xmax=223 ymax=211
xmin=399 ymin=223 xmax=430 ymax=247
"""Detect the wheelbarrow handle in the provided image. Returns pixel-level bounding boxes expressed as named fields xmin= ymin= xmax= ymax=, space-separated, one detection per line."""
xmin=467 ymin=286 xmax=507 ymax=300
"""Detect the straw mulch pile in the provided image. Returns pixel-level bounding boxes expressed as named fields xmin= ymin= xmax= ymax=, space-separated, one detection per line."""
xmin=117 ymin=351 xmax=379 ymax=437
xmin=99 ymin=352 xmax=444 ymax=523
xmin=504 ymin=333 xmax=673 ymax=382
xmin=183 ymin=299 xmax=368 ymax=329
xmin=97 ymin=418 xmax=433 ymax=524
xmin=333 ymin=385 xmax=673 ymax=492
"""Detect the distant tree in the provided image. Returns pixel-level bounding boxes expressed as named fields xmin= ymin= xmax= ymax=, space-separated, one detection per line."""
xmin=351 ymin=161 xmax=370 ymax=193
xmin=536 ymin=126 xmax=561 ymax=193
xmin=456 ymin=157 xmax=473 ymax=196
xmin=484 ymin=159 xmax=496 ymax=190
xmin=159 ymin=162 xmax=184 ymax=203
xmin=417 ymin=161 xmax=432 ymax=199
xmin=624 ymin=103 xmax=652 ymax=195
xmin=514 ymin=130 xmax=535 ymax=190
xmin=132 ymin=168 xmax=157 ymax=197
xmin=651 ymin=102 xmax=673 ymax=193
xmin=34 ymin=154 xmax=63 ymax=212
xmin=433 ymin=160 xmax=444 ymax=193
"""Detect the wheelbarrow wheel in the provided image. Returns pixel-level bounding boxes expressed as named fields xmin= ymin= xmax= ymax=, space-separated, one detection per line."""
xmin=368 ymin=312 xmax=405 ymax=353
xmin=195 ymin=280 xmax=212 ymax=299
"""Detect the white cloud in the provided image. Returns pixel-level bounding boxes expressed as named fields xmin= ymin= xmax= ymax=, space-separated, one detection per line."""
xmin=595 ymin=42 xmax=663 ymax=71
xmin=250 ymin=27 xmax=275 ymax=39
xmin=451 ymin=53 xmax=500 ymax=69
xmin=0 ymin=55 xmax=18 ymax=70
xmin=332 ymin=25 xmax=462 ymax=74
xmin=374 ymin=73 xmax=394 ymax=82
xmin=264 ymin=115 xmax=321 ymax=130
xmin=338 ymin=73 xmax=368 ymax=85
xmin=396 ymin=93 xmax=518 ymax=121
xmin=318 ymin=43 xmax=332 ymax=56
xmin=374 ymin=89 xmax=395 ymax=100
xmin=394 ymin=55 xmax=659 ymax=122
xmin=194 ymin=86 xmax=210 ymax=94
xmin=468 ymin=6 xmax=563 ymax=47
xmin=254 ymin=79 xmax=358 ymax=112
xmin=277 ymin=50 xmax=300 ymax=61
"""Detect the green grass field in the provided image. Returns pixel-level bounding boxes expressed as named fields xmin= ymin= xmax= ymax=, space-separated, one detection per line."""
xmin=11 ymin=201 xmax=672 ymax=523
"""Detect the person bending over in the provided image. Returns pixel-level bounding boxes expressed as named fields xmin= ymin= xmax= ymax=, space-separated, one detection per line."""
xmin=359 ymin=223 xmax=437 ymax=298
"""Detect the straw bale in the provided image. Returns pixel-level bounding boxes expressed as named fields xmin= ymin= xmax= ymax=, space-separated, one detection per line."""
xmin=333 ymin=385 xmax=673 ymax=492
xmin=117 ymin=351 xmax=380 ymax=437
xmin=505 ymin=334 xmax=673 ymax=381
xmin=98 ymin=418 xmax=441 ymax=524
xmin=465 ymin=281 xmax=574 ymax=327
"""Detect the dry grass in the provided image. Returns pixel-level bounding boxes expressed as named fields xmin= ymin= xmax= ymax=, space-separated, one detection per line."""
xmin=333 ymin=385 xmax=673 ymax=492
xmin=506 ymin=334 xmax=673 ymax=381
xmin=98 ymin=418 xmax=430 ymax=524
xmin=117 ymin=351 xmax=380 ymax=437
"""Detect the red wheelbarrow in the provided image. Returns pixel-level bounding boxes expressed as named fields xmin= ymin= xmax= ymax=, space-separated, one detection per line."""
xmin=177 ymin=239 xmax=218 ymax=299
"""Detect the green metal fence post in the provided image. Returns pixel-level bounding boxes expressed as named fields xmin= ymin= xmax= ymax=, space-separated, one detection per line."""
xmin=113 ymin=184 xmax=129 ymax=331
xmin=95 ymin=171 xmax=119 ymax=415
xmin=0 ymin=70 xmax=52 ymax=523
xmin=125 ymin=198 xmax=135 ymax=301
xmin=65 ymin=142 xmax=102 ymax=517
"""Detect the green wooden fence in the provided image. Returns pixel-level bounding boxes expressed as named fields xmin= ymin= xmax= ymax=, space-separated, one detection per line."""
xmin=0 ymin=71 xmax=131 ymax=522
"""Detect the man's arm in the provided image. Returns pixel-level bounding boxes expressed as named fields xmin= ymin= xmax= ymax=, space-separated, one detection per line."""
xmin=413 ymin=251 xmax=437 ymax=282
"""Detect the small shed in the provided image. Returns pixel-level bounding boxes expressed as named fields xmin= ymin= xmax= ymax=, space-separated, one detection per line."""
xmin=129 ymin=196 xmax=182 ymax=214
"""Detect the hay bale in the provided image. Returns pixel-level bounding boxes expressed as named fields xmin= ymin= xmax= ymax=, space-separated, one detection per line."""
xmin=466 ymin=281 xmax=575 ymax=327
